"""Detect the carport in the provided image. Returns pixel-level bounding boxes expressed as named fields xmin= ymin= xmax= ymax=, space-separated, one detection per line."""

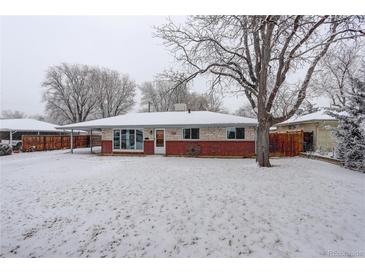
xmin=0 ymin=118 xmax=94 ymax=152
xmin=57 ymin=125 xmax=102 ymax=154
xmin=0 ymin=118 xmax=66 ymax=148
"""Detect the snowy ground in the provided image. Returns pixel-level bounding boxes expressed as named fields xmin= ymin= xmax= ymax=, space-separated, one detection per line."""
xmin=302 ymin=151 xmax=337 ymax=159
xmin=1 ymin=149 xmax=364 ymax=258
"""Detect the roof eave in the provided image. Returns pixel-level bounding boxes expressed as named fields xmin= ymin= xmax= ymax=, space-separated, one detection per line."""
xmin=0 ymin=128 xmax=63 ymax=132
xmin=57 ymin=122 xmax=258 ymax=130
xmin=277 ymin=119 xmax=338 ymax=126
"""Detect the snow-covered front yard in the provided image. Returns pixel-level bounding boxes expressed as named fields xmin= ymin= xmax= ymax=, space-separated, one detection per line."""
xmin=1 ymin=149 xmax=364 ymax=257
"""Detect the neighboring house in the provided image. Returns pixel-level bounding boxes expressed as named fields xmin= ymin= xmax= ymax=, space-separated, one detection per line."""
xmin=275 ymin=109 xmax=338 ymax=152
xmin=58 ymin=110 xmax=258 ymax=157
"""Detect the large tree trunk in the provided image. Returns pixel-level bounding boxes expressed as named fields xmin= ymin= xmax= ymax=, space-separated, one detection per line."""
xmin=256 ymin=121 xmax=271 ymax=167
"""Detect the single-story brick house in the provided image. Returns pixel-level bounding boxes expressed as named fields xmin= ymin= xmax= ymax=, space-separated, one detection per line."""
xmin=275 ymin=109 xmax=338 ymax=152
xmin=58 ymin=110 xmax=257 ymax=157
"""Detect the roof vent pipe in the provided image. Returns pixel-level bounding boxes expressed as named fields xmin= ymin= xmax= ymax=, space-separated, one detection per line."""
xmin=188 ymin=109 xmax=191 ymax=113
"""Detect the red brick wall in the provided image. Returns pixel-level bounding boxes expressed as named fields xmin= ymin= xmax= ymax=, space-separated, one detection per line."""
xmin=144 ymin=140 xmax=154 ymax=155
xmin=101 ymin=140 xmax=112 ymax=154
xmin=102 ymin=139 xmax=255 ymax=157
xmin=102 ymin=140 xmax=154 ymax=155
xmin=166 ymin=141 xmax=255 ymax=157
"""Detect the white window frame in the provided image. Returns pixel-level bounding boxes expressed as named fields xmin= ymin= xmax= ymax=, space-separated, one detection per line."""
xmin=112 ymin=128 xmax=144 ymax=152
xmin=226 ymin=127 xmax=245 ymax=140
xmin=182 ymin=128 xmax=200 ymax=140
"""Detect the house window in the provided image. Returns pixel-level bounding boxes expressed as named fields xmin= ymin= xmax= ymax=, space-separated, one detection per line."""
xmin=113 ymin=129 xmax=143 ymax=150
xmin=183 ymin=128 xmax=200 ymax=139
xmin=136 ymin=130 xmax=143 ymax=150
xmin=121 ymin=129 xmax=127 ymax=149
xmin=227 ymin=127 xmax=245 ymax=139
xmin=113 ymin=130 xmax=120 ymax=149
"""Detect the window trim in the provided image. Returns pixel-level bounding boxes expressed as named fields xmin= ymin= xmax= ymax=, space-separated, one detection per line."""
xmin=112 ymin=128 xmax=144 ymax=152
xmin=182 ymin=128 xmax=200 ymax=140
xmin=113 ymin=129 xmax=121 ymax=150
xmin=226 ymin=127 xmax=245 ymax=140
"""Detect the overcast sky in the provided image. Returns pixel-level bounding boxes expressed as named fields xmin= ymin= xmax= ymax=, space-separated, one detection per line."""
xmin=0 ymin=16 xmax=245 ymax=116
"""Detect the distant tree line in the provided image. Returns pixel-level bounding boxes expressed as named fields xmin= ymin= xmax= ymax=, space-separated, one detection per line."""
xmin=0 ymin=109 xmax=49 ymax=122
xmin=1 ymin=110 xmax=28 ymax=119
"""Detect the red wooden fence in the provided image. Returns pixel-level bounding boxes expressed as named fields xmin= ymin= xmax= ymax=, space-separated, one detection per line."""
xmin=21 ymin=135 xmax=101 ymax=152
xmin=269 ymin=130 xmax=304 ymax=157
xmin=21 ymin=132 xmax=303 ymax=156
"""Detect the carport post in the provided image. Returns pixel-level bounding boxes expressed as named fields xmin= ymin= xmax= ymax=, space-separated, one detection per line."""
xmin=9 ymin=130 xmax=12 ymax=146
xmin=70 ymin=129 xmax=74 ymax=154
xmin=90 ymin=129 xmax=93 ymax=153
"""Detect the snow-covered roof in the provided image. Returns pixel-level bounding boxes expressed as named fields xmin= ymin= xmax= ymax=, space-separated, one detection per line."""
xmin=277 ymin=109 xmax=337 ymax=126
xmin=57 ymin=111 xmax=258 ymax=130
xmin=0 ymin=118 xmax=64 ymax=132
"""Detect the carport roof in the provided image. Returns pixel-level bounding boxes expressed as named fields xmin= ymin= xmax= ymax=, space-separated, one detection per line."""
xmin=56 ymin=111 xmax=258 ymax=130
xmin=0 ymin=118 xmax=64 ymax=132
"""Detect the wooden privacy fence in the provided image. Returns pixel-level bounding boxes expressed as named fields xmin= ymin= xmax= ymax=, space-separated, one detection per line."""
xmin=269 ymin=130 xmax=304 ymax=157
xmin=21 ymin=135 xmax=101 ymax=152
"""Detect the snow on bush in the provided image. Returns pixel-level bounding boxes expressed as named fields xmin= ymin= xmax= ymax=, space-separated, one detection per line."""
xmin=329 ymin=77 xmax=365 ymax=172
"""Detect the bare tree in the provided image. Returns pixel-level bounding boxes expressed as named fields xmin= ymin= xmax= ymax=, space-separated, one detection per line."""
xmin=28 ymin=114 xmax=47 ymax=122
xmin=187 ymin=92 xmax=223 ymax=112
xmin=156 ymin=15 xmax=364 ymax=167
xmin=296 ymin=100 xmax=320 ymax=116
xmin=0 ymin=109 xmax=59 ymax=123
xmin=140 ymin=80 xmax=184 ymax=112
xmin=157 ymin=70 xmax=191 ymax=105
xmin=235 ymin=103 xmax=256 ymax=118
xmin=92 ymin=68 xmax=136 ymax=118
xmin=310 ymin=42 xmax=364 ymax=108
xmin=1 ymin=109 xmax=27 ymax=119
xmin=43 ymin=63 xmax=136 ymax=124
xmin=140 ymin=76 xmax=223 ymax=112
xmin=42 ymin=63 xmax=97 ymax=124
xmin=139 ymin=81 xmax=160 ymax=112
xmin=140 ymin=71 xmax=192 ymax=112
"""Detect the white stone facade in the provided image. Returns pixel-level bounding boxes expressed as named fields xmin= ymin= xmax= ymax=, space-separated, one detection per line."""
xmin=101 ymin=128 xmax=113 ymax=141
xmin=102 ymin=127 xmax=256 ymax=141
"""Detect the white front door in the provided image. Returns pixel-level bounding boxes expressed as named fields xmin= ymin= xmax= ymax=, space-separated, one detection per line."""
xmin=154 ymin=129 xmax=166 ymax=155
